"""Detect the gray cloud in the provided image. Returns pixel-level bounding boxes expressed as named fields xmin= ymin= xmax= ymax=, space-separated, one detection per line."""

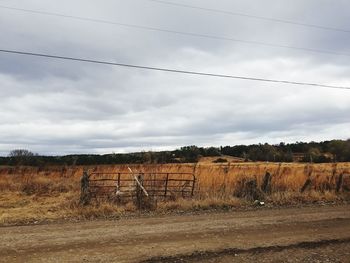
xmin=0 ymin=0 xmax=350 ymax=155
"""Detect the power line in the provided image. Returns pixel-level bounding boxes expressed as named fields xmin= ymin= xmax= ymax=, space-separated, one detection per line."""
xmin=0 ymin=5 xmax=349 ymax=58
xmin=147 ymin=0 xmax=350 ymax=34
xmin=0 ymin=48 xmax=349 ymax=90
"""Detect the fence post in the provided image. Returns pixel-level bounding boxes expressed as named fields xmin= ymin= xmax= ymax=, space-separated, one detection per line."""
xmin=191 ymin=176 xmax=196 ymax=197
xmin=136 ymin=174 xmax=144 ymax=210
xmin=300 ymin=178 xmax=312 ymax=193
xmin=336 ymin=173 xmax=344 ymax=192
xmin=164 ymin=173 xmax=169 ymax=199
xmin=261 ymin=172 xmax=271 ymax=193
xmin=116 ymin=172 xmax=121 ymax=203
xmin=80 ymin=170 xmax=90 ymax=205
xmin=117 ymin=173 xmax=121 ymax=188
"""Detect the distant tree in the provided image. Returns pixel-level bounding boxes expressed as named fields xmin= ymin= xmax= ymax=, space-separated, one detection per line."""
xmin=8 ymin=149 xmax=36 ymax=165
xmin=327 ymin=140 xmax=348 ymax=162
xmin=179 ymin=146 xmax=201 ymax=162
xmin=346 ymin=140 xmax=350 ymax=161
xmin=8 ymin=149 xmax=34 ymax=157
xmin=247 ymin=144 xmax=277 ymax=162
xmin=205 ymin=147 xmax=221 ymax=157
xmin=300 ymin=147 xmax=332 ymax=163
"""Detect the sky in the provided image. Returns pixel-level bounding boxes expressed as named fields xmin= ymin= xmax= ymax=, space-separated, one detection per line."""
xmin=0 ymin=0 xmax=350 ymax=155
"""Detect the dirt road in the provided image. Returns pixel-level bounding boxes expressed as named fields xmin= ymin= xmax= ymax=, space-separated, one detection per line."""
xmin=1 ymin=205 xmax=349 ymax=262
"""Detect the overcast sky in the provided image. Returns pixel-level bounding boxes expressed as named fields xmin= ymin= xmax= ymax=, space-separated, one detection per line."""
xmin=0 ymin=0 xmax=349 ymax=155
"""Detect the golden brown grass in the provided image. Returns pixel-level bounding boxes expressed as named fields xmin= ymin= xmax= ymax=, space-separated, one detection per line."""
xmin=0 ymin=162 xmax=349 ymax=225
xmin=157 ymin=197 xmax=247 ymax=213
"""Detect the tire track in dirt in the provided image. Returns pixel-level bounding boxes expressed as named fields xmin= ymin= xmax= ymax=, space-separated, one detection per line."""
xmin=142 ymin=238 xmax=350 ymax=263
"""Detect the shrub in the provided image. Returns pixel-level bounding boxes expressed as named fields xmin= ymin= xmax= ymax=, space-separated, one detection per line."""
xmin=213 ymin=158 xmax=228 ymax=163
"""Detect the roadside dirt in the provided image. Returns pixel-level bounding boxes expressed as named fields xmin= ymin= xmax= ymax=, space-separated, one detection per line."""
xmin=0 ymin=205 xmax=349 ymax=263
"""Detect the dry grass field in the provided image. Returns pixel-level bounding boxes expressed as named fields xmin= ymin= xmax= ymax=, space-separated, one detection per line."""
xmin=0 ymin=161 xmax=350 ymax=225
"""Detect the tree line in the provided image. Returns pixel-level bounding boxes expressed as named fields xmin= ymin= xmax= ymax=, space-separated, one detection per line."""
xmin=0 ymin=139 xmax=349 ymax=166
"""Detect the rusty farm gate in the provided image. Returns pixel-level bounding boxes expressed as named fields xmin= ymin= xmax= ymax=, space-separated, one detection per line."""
xmin=80 ymin=170 xmax=196 ymax=205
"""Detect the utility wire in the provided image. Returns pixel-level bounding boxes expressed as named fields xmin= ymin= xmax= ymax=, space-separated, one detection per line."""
xmin=0 ymin=5 xmax=349 ymax=58
xmin=0 ymin=48 xmax=349 ymax=90
xmin=147 ymin=0 xmax=350 ymax=34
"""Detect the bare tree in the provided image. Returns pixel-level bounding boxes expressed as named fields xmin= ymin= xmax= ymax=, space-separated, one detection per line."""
xmin=8 ymin=149 xmax=35 ymax=165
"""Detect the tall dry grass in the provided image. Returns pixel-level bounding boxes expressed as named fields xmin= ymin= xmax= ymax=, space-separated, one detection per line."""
xmin=0 ymin=162 xmax=349 ymax=225
xmin=194 ymin=162 xmax=350 ymax=198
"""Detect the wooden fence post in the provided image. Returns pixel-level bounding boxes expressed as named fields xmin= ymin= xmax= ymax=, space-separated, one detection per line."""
xmin=191 ymin=176 xmax=196 ymax=197
xmin=136 ymin=174 xmax=144 ymax=210
xmin=80 ymin=170 xmax=90 ymax=205
xmin=301 ymin=178 xmax=312 ymax=193
xmin=164 ymin=173 xmax=169 ymax=199
xmin=336 ymin=173 xmax=344 ymax=193
xmin=261 ymin=172 xmax=272 ymax=193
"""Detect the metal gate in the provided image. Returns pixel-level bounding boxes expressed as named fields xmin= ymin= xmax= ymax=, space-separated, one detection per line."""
xmin=81 ymin=170 xmax=196 ymax=203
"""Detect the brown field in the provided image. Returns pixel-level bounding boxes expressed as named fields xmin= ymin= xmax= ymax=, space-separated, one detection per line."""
xmin=1 ymin=161 xmax=350 ymax=262
xmin=0 ymin=161 xmax=350 ymax=225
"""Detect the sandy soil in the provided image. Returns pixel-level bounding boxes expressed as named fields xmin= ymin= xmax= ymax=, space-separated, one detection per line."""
xmin=0 ymin=205 xmax=349 ymax=263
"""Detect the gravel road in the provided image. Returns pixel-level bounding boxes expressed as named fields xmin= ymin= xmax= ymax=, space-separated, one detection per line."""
xmin=1 ymin=205 xmax=349 ymax=262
